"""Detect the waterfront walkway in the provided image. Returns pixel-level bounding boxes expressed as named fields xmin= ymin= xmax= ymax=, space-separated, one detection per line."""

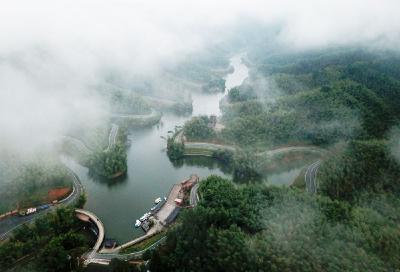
xmin=81 ymin=179 xmax=188 ymax=265
xmin=103 ymin=183 xmax=182 ymax=253
xmin=75 ymin=209 xmax=105 ymax=253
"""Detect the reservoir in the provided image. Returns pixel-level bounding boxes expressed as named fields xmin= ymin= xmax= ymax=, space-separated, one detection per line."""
xmin=64 ymin=54 xmax=307 ymax=243
xmin=65 ymin=55 xmax=248 ymax=243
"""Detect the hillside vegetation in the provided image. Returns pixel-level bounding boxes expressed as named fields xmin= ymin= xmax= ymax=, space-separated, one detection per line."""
xmin=149 ymin=49 xmax=400 ymax=271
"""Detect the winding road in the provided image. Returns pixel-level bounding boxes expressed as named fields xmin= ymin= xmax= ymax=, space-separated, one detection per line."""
xmin=175 ymin=129 xmax=325 ymax=159
xmin=304 ymin=161 xmax=321 ymax=194
xmin=75 ymin=209 xmax=106 ymax=265
xmin=0 ymin=167 xmax=83 ymax=241
xmin=105 ymin=124 xmax=119 ymax=151
xmin=188 ymin=160 xmax=322 ymax=207
xmin=61 ymin=135 xmax=93 ymax=154
xmin=189 ymin=183 xmax=200 ymax=206
xmin=175 ymin=131 xmax=325 ymax=195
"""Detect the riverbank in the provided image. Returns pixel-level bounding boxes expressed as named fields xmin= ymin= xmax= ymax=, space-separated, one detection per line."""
xmin=45 ymin=54 xmax=246 ymax=246
xmin=167 ymin=125 xmax=330 ymax=189
xmin=80 ymin=175 xmax=198 ymax=266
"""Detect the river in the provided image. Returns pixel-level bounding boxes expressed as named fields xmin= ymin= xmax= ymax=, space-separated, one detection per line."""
xmin=64 ymin=54 xmax=304 ymax=243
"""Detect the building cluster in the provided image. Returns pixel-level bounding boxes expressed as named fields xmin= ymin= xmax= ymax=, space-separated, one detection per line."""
xmin=174 ymin=174 xmax=199 ymax=206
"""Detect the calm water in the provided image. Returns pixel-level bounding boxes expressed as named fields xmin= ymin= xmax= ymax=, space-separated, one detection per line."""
xmin=64 ymin=55 xmax=301 ymax=243
xmin=64 ymin=56 xmax=247 ymax=243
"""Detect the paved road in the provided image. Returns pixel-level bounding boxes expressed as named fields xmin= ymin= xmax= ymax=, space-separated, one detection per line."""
xmin=76 ymin=209 xmax=105 ymax=265
xmin=61 ymin=135 xmax=92 ymax=154
xmin=63 ymin=123 xmax=119 ymax=155
xmin=189 ymin=183 xmax=200 ymax=206
xmin=185 ymin=142 xmax=236 ymax=153
xmin=304 ymin=161 xmax=321 ymax=194
xmin=105 ymin=124 xmax=119 ymax=151
xmin=82 ymin=180 xmax=179 ymax=265
xmin=0 ymin=166 xmax=83 ymax=241
xmin=110 ymin=110 xmax=159 ymax=119
xmin=175 ymin=130 xmax=325 ymax=159
xmin=88 ymin=236 xmax=167 ymax=265
xmin=259 ymin=146 xmax=326 ymax=159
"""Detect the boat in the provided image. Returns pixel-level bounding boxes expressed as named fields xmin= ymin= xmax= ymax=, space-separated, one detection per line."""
xmin=154 ymin=197 xmax=162 ymax=204
xmin=135 ymin=220 xmax=141 ymax=228
xmin=139 ymin=212 xmax=151 ymax=222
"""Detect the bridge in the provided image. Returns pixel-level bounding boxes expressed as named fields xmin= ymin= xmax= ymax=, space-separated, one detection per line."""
xmin=75 ymin=209 xmax=105 ymax=255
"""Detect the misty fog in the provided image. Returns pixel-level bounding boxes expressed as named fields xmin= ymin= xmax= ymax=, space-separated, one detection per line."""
xmin=1 ymin=0 xmax=399 ymax=155
xmin=1 ymin=1 xmax=400 ymax=271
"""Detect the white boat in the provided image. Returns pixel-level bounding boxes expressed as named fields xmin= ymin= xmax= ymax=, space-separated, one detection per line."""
xmin=135 ymin=220 xmax=141 ymax=228
xmin=154 ymin=197 xmax=162 ymax=204
xmin=139 ymin=213 xmax=151 ymax=222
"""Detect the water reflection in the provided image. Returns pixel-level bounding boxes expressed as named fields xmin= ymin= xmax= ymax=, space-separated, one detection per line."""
xmin=71 ymin=55 xmax=253 ymax=243
xmin=89 ymin=171 xmax=128 ymax=188
xmin=262 ymin=154 xmax=322 ymax=186
xmin=169 ymin=155 xmax=233 ymax=174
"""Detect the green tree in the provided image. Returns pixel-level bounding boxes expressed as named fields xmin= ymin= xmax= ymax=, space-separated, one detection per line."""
xmin=109 ymin=258 xmax=139 ymax=272
xmin=183 ymin=116 xmax=215 ymax=141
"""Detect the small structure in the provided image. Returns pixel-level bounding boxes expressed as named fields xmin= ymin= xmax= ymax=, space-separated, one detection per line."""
xmin=141 ymin=220 xmax=151 ymax=232
xmin=151 ymin=198 xmax=166 ymax=213
xmin=181 ymin=175 xmax=199 ymax=191
xmin=104 ymin=238 xmax=117 ymax=249
xmin=174 ymin=198 xmax=183 ymax=206
xmin=165 ymin=207 xmax=181 ymax=225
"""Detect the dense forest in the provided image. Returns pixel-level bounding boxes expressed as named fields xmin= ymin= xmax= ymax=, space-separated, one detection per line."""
xmin=149 ymin=175 xmax=400 ymax=271
xmin=0 ymin=207 xmax=91 ymax=271
xmin=220 ymin=49 xmax=400 ymax=148
xmin=86 ymin=143 xmax=127 ymax=178
xmin=148 ymin=49 xmax=400 ymax=271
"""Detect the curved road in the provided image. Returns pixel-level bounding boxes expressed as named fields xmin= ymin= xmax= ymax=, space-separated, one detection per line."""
xmin=61 ymin=135 xmax=92 ymax=154
xmin=4 ymin=123 xmax=119 ymax=245
xmin=87 ymin=236 xmax=167 ymax=265
xmin=259 ymin=146 xmax=326 ymax=159
xmin=75 ymin=209 xmax=106 ymax=265
xmin=175 ymin=130 xmax=325 ymax=159
xmin=105 ymin=124 xmax=119 ymax=151
xmin=304 ymin=161 xmax=321 ymax=194
xmin=189 ymin=160 xmax=322 ymax=206
xmin=176 ymin=132 xmax=325 ymax=195
xmin=0 ymin=166 xmax=83 ymax=241
xmin=62 ymin=122 xmax=119 ymax=156
xmin=189 ymin=183 xmax=200 ymax=206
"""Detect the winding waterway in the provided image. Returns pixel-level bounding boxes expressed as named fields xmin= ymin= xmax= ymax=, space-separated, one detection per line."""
xmin=64 ymin=54 xmax=304 ymax=244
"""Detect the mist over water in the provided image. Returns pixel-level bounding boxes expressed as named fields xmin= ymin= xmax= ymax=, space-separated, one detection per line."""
xmin=61 ymin=56 xmax=247 ymax=242
xmin=1 ymin=0 xmax=400 ymax=157
xmin=1 ymin=0 xmax=400 ymax=263
xmin=224 ymin=55 xmax=249 ymax=91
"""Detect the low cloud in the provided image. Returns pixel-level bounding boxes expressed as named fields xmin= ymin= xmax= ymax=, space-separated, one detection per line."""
xmin=0 ymin=0 xmax=399 ymax=154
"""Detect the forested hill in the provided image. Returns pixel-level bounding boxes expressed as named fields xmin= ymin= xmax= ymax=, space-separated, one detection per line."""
xmin=221 ymin=49 xmax=400 ymax=147
xmin=148 ymin=49 xmax=400 ymax=271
